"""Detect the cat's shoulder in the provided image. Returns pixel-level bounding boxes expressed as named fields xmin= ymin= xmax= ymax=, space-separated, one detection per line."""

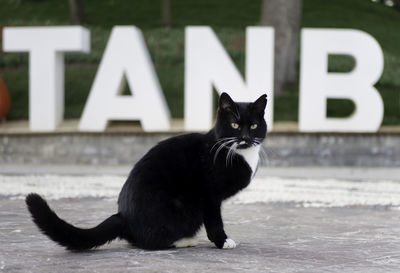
xmin=137 ymin=133 xmax=207 ymax=167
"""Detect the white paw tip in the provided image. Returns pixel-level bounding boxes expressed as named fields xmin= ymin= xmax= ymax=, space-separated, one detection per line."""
xmin=222 ymin=238 xmax=237 ymax=249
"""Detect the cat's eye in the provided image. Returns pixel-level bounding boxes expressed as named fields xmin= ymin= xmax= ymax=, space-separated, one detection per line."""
xmin=231 ymin=123 xmax=239 ymax=129
xmin=250 ymin=124 xmax=258 ymax=130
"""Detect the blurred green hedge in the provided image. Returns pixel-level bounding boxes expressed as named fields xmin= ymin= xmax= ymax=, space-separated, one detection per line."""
xmin=0 ymin=0 xmax=399 ymax=124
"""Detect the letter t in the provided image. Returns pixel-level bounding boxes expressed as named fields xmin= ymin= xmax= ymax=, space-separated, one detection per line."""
xmin=3 ymin=26 xmax=90 ymax=131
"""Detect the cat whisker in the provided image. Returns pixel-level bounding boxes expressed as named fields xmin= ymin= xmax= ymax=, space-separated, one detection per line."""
xmin=213 ymin=139 xmax=237 ymax=164
xmin=211 ymin=138 xmax=235 ymax=161
xmin=226 ymin=142 xmax=238 ymax=167
xmin=214 ymin=142 xmax=233 ymax=164
xmin=225 ymin=143 xmax=235 ymax=167
xmin=258 ymin=145 xmax=279 ymax=166
xmin=253 ymin=138 xmax=265 ymax=145
xmin=250 ymin=139 xmax=264 ymax=147
xmin=232 ymin=143 xmax=238 ymax=165
xmin=210 ymin=137 xmax=236 ymax=152
xmin=259 ymin=145 xmax=268 ymax=164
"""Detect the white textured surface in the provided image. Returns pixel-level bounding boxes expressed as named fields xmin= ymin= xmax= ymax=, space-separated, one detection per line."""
xmin=0 ymin=175 xmax=124 ymax=200
xmin=1 ymin=174 xmax=400 ymax=208
xmin=232 ymin=177 xmax=400 ymax=208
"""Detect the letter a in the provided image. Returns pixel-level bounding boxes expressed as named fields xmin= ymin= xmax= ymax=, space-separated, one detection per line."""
xmin=79 ymin=26 xmax=170 ymax=132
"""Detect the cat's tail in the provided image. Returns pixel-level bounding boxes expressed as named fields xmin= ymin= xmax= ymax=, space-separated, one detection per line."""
xmin=25 ymin=193 xmax=123 ymax=251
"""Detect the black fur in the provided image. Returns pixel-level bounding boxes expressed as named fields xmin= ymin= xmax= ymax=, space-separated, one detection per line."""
xmin=25 ymin=193 xmax=122 ymax=251
xmin=26 ymin=92 xmax=267 ymax=250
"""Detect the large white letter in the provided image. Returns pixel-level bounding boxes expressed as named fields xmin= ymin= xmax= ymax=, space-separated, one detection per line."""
xmin=299 ymin=28 xmax=384 ymax=132
xmin=3 ymin=26 xmax=90 ymax=131
xmin=185 ymin=27 xmax=274 ymax=131
xmin=79 ymin=26 xmax=170 ymax=132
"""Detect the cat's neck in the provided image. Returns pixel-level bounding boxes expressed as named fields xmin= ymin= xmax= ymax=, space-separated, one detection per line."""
xmin=236 ymin=145 xmax=260 ymax=175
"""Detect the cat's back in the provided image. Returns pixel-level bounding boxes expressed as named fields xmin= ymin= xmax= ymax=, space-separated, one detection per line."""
xmin=128 ymin=133 xmax=208 ymax=184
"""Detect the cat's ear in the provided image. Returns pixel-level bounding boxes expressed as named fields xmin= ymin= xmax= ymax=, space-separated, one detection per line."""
xmin=219 ymin=92 xmax=236 ymax=112
xmin=252 ymin=94 xmax=267 ymax=114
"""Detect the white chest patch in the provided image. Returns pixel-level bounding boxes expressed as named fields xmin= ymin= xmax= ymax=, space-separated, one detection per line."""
xmin=236 ymin=145 xmax=260 ymax=175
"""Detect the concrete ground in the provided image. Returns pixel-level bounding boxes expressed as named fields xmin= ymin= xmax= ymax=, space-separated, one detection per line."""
xmin=1 ymin=167 xmax=400 ymax=272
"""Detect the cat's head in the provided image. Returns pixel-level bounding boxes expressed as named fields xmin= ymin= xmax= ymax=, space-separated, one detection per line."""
xmin=214 ymin=92 xmax=267 ymax=149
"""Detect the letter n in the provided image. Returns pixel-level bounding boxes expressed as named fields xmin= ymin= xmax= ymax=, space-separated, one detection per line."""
xmin=184 ymin=27 xmax=274 ymax=131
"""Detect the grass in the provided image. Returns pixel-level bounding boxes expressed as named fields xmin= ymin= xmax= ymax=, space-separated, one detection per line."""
xmin=0 ymin=0 xmax=399 ymax=125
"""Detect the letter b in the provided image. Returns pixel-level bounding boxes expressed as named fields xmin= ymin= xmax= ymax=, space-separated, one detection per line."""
xmin=299 ymin=29 xmax=384 ymax=132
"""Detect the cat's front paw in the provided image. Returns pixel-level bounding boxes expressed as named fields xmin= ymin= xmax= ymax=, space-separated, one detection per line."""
xmin=222 ymin=238 xmax=237 ymax=249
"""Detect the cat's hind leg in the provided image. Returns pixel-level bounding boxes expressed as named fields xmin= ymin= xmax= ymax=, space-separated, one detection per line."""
xmin=172 ymin=237 xmax=198 ymax=248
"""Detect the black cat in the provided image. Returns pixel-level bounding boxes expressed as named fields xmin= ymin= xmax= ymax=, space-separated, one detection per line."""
xmin=26 ymin=92 xmax=267 ymax=250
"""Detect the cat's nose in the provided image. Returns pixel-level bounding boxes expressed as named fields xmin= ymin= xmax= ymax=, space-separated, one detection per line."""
xmin=241 ymin=136 xmax=251 ymax=143
xmin=239 ymin=137 xmax=251 ymax=148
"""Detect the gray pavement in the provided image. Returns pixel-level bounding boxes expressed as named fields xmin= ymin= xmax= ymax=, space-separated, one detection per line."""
xmin=1 ymin=166 xmax=400 ymax=272
xmin=1 ymin=197 xmax=400 ymax=272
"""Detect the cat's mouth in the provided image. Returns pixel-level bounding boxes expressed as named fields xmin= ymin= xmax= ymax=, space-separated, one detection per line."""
xmin=237 ymin=140 xmax=251 ymax=149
